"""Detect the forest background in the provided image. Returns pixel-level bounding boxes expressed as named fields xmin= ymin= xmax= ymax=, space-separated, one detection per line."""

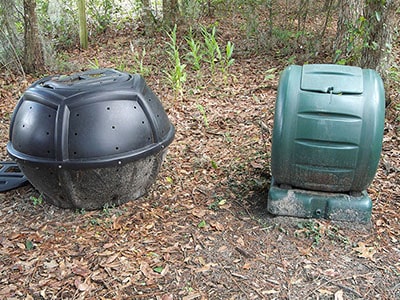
xmin=0 ymin=0 xmax=400 ymax=299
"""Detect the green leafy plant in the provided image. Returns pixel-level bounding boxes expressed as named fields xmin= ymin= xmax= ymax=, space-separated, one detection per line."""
xmin=87 ymin=0 xmax=118 ymax=33
xmin=30 ymin=194 xmax=43 ymax=206
xmin=201 ymin=25 xmax=222 ymax=74
xmin=296 ymin=220 xmax=350 ymax=247
xmin=130 ymin=44 xmax=150 ymax=76
xmin=221 ymin=41 xmax=235 ymax=80
xmin=165 ymin=24 xmax=187 ymax=98
xmin=196 ymin=104 xmax=209 ymax=127
xmin=88 ymin=57 xmax=100 ymax=69
xmin=296 ymin=220 xmax=323 ymax=247
xmin=185 ymin=28 xmax=203 ymax=71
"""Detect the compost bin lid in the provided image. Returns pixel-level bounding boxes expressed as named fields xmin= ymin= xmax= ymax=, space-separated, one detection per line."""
xmin=300 ymin=64 xmax=363 ymax=94
xmin=7 ymin=69 xmax=175 ymax=169
xmin=40 ymin=69 xmax=131 ymax=91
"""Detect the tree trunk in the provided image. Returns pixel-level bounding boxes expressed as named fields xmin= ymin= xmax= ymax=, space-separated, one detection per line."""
xmin=334 ymin=0 xmax=363 ymax=64
xmin=78 ymin=0 xmax=88 ymax=49
xmin=163 ymin=0 xmax=179 ymax=27
xmin=23 ymin=0 xmax=45 ymax=74
xmin=141 ymin=0 xmax=156 ymax=34
xmin=334 ymin=0 xmax=399 ymax=80
xmin=361 ymin=0 xmax=399 ymax=78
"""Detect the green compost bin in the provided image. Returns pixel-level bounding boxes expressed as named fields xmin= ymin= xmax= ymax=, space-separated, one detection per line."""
xmin=268 ymin=64 xmax=385 ymax=222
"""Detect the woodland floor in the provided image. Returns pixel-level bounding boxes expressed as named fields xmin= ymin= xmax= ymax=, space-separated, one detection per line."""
xmin=0 ymin=9 xmax=400 ymax=300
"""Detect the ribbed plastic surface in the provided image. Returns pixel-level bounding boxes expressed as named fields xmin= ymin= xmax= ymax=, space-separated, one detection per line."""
xmin=271 ymin=64 xmax=385 ymax=193
xmin=7 ymin=69 xmax=174 ymax=209
xmin=8 ymin=69 xmax=174 ymax=168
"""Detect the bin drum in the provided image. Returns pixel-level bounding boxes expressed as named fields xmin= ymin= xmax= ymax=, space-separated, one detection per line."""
xmin=7 ymin=69 xmax=175 ymax=210
xmin=270 ymin=64 xmax=385 ymax=193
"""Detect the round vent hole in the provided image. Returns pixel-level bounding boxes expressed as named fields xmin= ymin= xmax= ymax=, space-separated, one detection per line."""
xmin=115 ymin=147 xmax=119 ymax=150
xmin=74 ymin=133 xmax=78 ymax=136
xmin=107 ymin=107 xmax=111 ymax=110
xmin=142 ymin=121 xmax=145 ymax=124
xmin=48 ymin=114 xmax=51 ymax=118
xmin=133 ymin=106 xmax=137 ymax=109
xmin=76 ymin=113 xmax=80 ymax=117
xmin=29 ymin=106 xmax=32 ymax=110
xmin=46 ymin=132 xmax=50 ymax=135
xmin=22 ymin=125 xmax=25 ymax=128
xmin=112 ymin=125 xmax=116 ymax=129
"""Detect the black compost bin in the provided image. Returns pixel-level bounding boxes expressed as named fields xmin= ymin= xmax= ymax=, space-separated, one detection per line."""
xmin=7 ymin=69 xmax=175 ymax=209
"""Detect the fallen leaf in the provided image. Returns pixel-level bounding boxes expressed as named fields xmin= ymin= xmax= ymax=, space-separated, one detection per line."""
xmin=318 ymin=288 xmax=333 ymax=295
xmin=44 ymin=260 xmax=58 ymax=269
xmin=74 ymin=279 xmax=90 ymax=292
xmin=72 ymin=266 xmax=90 ymax=277
xmin=209 ymin=220 xmax=224 ymax=231
xmin=353 ymin=242 xmax=377 ymax=260
xmin=197 ymin=220 xmax=207 ymax=228
xmin=191 ymin=208 xmax=206 ymax=218
xmin=334 ymin=289 xmax=344 ymax=300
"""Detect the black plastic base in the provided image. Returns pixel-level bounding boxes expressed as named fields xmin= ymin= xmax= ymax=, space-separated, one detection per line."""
xmin=17 ymin=150 xmax=167 ymax=210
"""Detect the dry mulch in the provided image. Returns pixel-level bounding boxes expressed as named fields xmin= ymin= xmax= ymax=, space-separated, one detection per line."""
xmin=0 ymin=19 xmax=399 ymax=300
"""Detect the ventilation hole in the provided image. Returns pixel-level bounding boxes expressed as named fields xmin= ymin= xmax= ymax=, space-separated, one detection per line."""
xmin=133 ymin=106 xmax=137 ymax=109
xmin=148 ymin=98 xmax=152 ymax=101
xmin=142 ymin=121 xmax=145 ymax=124
xmin=74 ymin=133 xmax=78 ymax=136
xmin=29 ymin=106 xmax=32 ymax=110
xmin=106 ymin=107 xmax=111 ymax=110
xmin=48 ymin=114 xmax=51 ymax=118
xmin=147 ymin=137 xmax=151 ymax=141
xmin=76 ymin=113 xmax=80 ymax=117
xmin=111 ymin=125 xmax=116 ymax=129
xmin=115 ymin=147 xmax=119 ymax=150
xmin=74 ymin=151 xmax=77 ymax=155
xmin=47 ymin=150 xmax=51 ymax=154
xmin=46 ymin=132 xmax=50 ymax=135
xmin=157 ymin=114 xmax=160 ymax=118
xmin=22 ymin=125 xmax=25 ymax=128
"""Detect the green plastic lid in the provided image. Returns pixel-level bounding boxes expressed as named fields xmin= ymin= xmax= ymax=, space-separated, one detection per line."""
xmin=301 ymin=64 xmax=363 ymax=94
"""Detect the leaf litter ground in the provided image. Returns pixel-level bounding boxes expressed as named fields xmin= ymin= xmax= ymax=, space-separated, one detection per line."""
xmin=0 ymin=18 xmax=399 ymax=300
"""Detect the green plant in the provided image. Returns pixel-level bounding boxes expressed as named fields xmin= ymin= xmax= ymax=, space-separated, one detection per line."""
xmin=196 ymin=104 xmax=209 ymax=127
xmin=220 ymin=41 xmax=235 ymax=80
xmin=86 ymin=0 xmax=118 ymax=33
xmin=185 ymin=28 xmax=203 ymax=71
xmin=30 ymin=194 xmax=43 ymax=206
xmin=165 ymin=24 xmax=187 ymax=97
xmin=201 ymin=25 xmax=222 ymax=74
xmin=130 ymin=44 xmax=150 ymax=76
xmin=296 ymin=220 xmax=323 ymax=246
xmin=88 ymin=57 xmax=100 ymax=69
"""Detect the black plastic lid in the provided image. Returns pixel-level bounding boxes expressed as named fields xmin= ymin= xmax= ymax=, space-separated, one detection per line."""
xmin=7 ymin=69 xmax=175 ymax=169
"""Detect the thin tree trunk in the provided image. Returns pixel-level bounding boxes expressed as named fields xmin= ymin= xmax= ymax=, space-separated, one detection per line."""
xmin=78 ymin=0 xmax=88 ymax=49
xmin=23 ymin=0 xmax=44 ymax=73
